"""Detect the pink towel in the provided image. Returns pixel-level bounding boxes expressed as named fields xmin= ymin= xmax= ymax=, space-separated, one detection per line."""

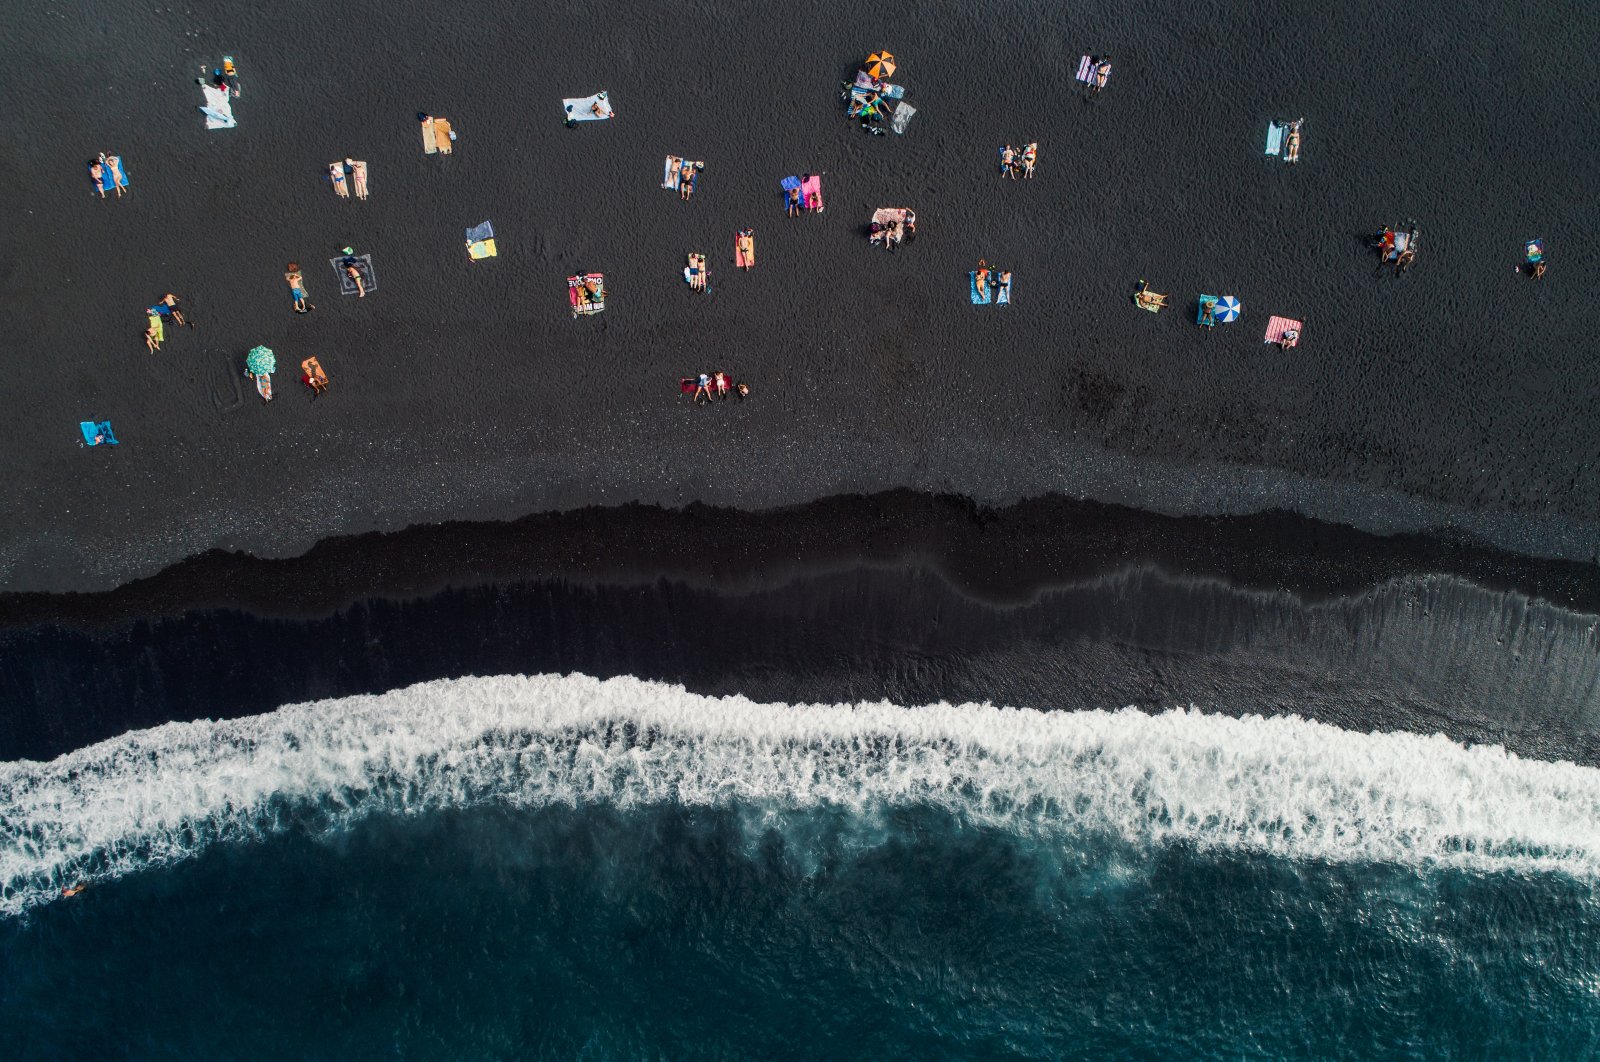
xmin=1264 ymin=316 xmax=1302 ymax=344
xmin=1075 ymin=55 xmax=1094 ymax=82
xmin=800 ymin=174 xmax=823 ymax=211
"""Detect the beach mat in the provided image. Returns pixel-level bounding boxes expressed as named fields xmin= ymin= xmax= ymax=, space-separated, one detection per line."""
xmin=79 ymin=420 xmax=117 ymax=446
xmin=892 ymin=102 xmax=916 ymax=134
xmin=147 ymin=314 xmax=165 ymax=343
xmin=200 ymin=84 xmax=236 ymax=129
xmin=421 ymin=117 xmax=437 ymax=154
xmin=970 ymin=272 xmax=991 ymax=305
xmin=433 ymin=119 xmax=453 ymax=154
xmin=1265 ymin=316 xmax=1302 ymax=345
xmin=568 ymin=274 xmax=605 ymax=315
xmin=563 ymin=92 xmax=613 ymax=122
xmin=1265 ymin=122 xmax=1286 ymax=156
xmin=466 ymin=221 xmax=496 ymax=260
xmin=330 ymin=255 xmax=376 ymax=295
xmin=801 ymin=174 xmax=823 ymax=211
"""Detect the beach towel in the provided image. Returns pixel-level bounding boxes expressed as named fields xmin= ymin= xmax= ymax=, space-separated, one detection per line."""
xmin=735 ymin=230 xmax=755 ymax=268
xmin=147 ymin=313 xmax=165 ymax=343
xmin=301 ymin=357 xmax=328 ymax=390
xmin=568 ymin=274 xmax=605 ymax=316
xmin=1265 ymin=122 xmax=1286 ymax=156
xmin=891 ymin=102 xmax=916 ymax=134
xmin=997 ymin=277 xmax=1011 ymax=305
xmin=200 ymin=84 xmax=236 ymax=129
xmin=80 ymin=420 xmax=118 ymax=446
xmin=421 ymin=117 xmax=437 ymax=154
xmin=466 ymin=221 xmax=497 ymax=260
xmin=435 ymin=119 xmax=454 ymax=153
xmin=1526 ymin=239 xmax=1544 ymax=263
xmin=1197 ymin=295 xmax=1219 ymax=327
xmin=970 ymin=272 xmax=991 ymax=305
xmin=1075 ymin=55 xmax=1094 ymax=82
xmin=1264 ymin=316 xmax=1302 ymax=345
xmin=563 ymin=92 xmax=613 ymax=123
xmin=800 ymin=174 xmax=824 ymax=211
xmin=330 ymin=254 xmax=376 ymax=295
xmin=780 ymin=175 xmax=802 ymax=195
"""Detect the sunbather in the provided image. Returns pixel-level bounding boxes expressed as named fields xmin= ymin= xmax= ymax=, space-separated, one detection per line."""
xmin=786 ymin=186 xmax=801 ymax=217
xmin=153 ymin=293 xmax=188 ymax=328
xmin=679 ymin=158 xmax=696 ymax=201
xmin=736 ymin=383 xmax=750 ymax=400
xmin=344 ymin=259 xmax=365 ymax=298
xmin=1022 ymin=143 xmax=1037 ymax=179
xmin=285 ymin=263 xmax=311 ymax=313
xmin=998 ymin=271 xmax=1012 ymax=297
xmin=347 ymin=158 xmax=369 ymax=199
xmin=144 ymin=316 xmax=161 ymax=352
xmin=694 ymin=373 xmax=713 ymax=405
xmin=975 ymin=261 xmax=989 ymax=300
xmin=1000 ymin=145 xmax=1015 ymax=178
xmin=1093 ymin=57 xmax=1112 ymax=92
xmin=330 ymin=162 xmax=349 ymax=198
xmin=106 ymin=155 xmax=127 ymax=196
xmin=89 ymin=159 xmax=106 ymax=198
xmin=714 ymin=371 xmax=730 ymax=399
xmin=737 ymin=230 xmax=755 ymax=270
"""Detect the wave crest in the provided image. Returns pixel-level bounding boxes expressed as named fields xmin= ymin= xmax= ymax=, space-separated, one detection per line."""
xmin=5 ymin=673 xmax=1600 ymax=915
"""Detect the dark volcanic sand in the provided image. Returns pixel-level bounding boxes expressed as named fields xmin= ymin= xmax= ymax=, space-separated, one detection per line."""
xmin=2 ymin=0 xmax=1599 ymax=591
xmin=3 ymin=492 xmax=1598 ymax=764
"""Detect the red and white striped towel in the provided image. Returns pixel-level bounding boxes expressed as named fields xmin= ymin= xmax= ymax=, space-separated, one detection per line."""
xmin=1075 ymin=56 xmax=1094 ymax=82
xmin=1264 ymin=316 xmax=1303 ymax=345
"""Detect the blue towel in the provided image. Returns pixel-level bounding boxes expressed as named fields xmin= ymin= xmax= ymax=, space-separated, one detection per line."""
xmin=970 ymin=272 xmax=991 ymax=305
xmin=80 ymin=420 xmax=118 ymax=446
xmin=465 ymin=221 xmax=494 ymax=243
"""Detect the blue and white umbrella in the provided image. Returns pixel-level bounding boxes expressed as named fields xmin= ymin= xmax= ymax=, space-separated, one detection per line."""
xmin=1215 ymin=296 xmax=1242 ymax=323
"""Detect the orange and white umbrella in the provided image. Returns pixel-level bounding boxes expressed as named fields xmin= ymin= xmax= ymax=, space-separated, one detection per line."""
xmin=866 ymin=52 xmax=896 ymax=79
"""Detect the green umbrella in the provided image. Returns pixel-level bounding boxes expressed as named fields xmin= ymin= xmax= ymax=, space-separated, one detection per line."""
xmin=245 ymin=345 xmax=276 ymax=375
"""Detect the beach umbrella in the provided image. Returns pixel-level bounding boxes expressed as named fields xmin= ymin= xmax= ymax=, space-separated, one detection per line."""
xmin=1215 ymin=296 xmax=1242 ymax=323
xmin=866 ymin=52 xmax=896 ymax=79
xmin=245 ymin=345 xmax=276 ymax=375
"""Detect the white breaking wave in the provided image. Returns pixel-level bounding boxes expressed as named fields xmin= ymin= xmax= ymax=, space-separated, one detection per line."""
xmin=5 ymin=673 xmax=1600 ymax=915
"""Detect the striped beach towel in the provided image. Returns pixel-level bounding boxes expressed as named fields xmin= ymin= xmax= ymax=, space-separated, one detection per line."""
xmin=1075 ymin=56 xmax=1094 ymax=82
xmin=1264 ymin=316 xmax=1302 ymax=345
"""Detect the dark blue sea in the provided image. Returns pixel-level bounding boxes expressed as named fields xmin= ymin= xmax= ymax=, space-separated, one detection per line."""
xmin=4 ymin=674 xmax=1599 ymax=1059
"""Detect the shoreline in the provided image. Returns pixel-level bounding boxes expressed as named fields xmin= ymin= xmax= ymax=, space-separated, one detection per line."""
xmin=4 ymin=490 xmax=1597 ymax=764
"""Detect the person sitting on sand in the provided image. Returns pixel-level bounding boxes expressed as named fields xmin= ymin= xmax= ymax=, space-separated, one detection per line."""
xmin=975 ymin=260 xmax=990 ymax=300
xmin=344 ymin=259 xmax=366 ymax=298
xmin=786 ymin=186 xmax=802 ymax=218
xmin=1021 ymin=143 xmax=1037 ymax=179
xmin=1280 ymin=328 xmax=1300 ymax=349
xmin=1000 ymin=145 xmax=1016 ymax=178
xmin=736 ymin=382 xmax=750 ymax=400
xmin=694 ymin=373 xmax=713 ymax=405
xmin=679 ymin=158 xmax=696 ymax=201
xmin=144 ymin=316 xmax=162 ymax=353
xmin=1531 ymin=259 xmax=1546 ymax=280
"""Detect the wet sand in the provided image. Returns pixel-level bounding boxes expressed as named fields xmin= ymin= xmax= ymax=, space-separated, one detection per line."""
xmin=1 ymin=0 xmax=1597 ymax=592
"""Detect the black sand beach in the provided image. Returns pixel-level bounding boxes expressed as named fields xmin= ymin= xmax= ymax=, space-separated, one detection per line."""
xmin=2 ymin=0 xmax=1599 ymax=592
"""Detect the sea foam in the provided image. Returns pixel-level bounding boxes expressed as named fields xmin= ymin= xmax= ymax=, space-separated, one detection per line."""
xmin=4 ymin=673 xmax=1600 ymax=915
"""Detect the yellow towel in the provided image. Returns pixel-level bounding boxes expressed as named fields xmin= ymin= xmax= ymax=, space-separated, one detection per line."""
xmin=468 ymin=238 xmax=498 ymax=260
